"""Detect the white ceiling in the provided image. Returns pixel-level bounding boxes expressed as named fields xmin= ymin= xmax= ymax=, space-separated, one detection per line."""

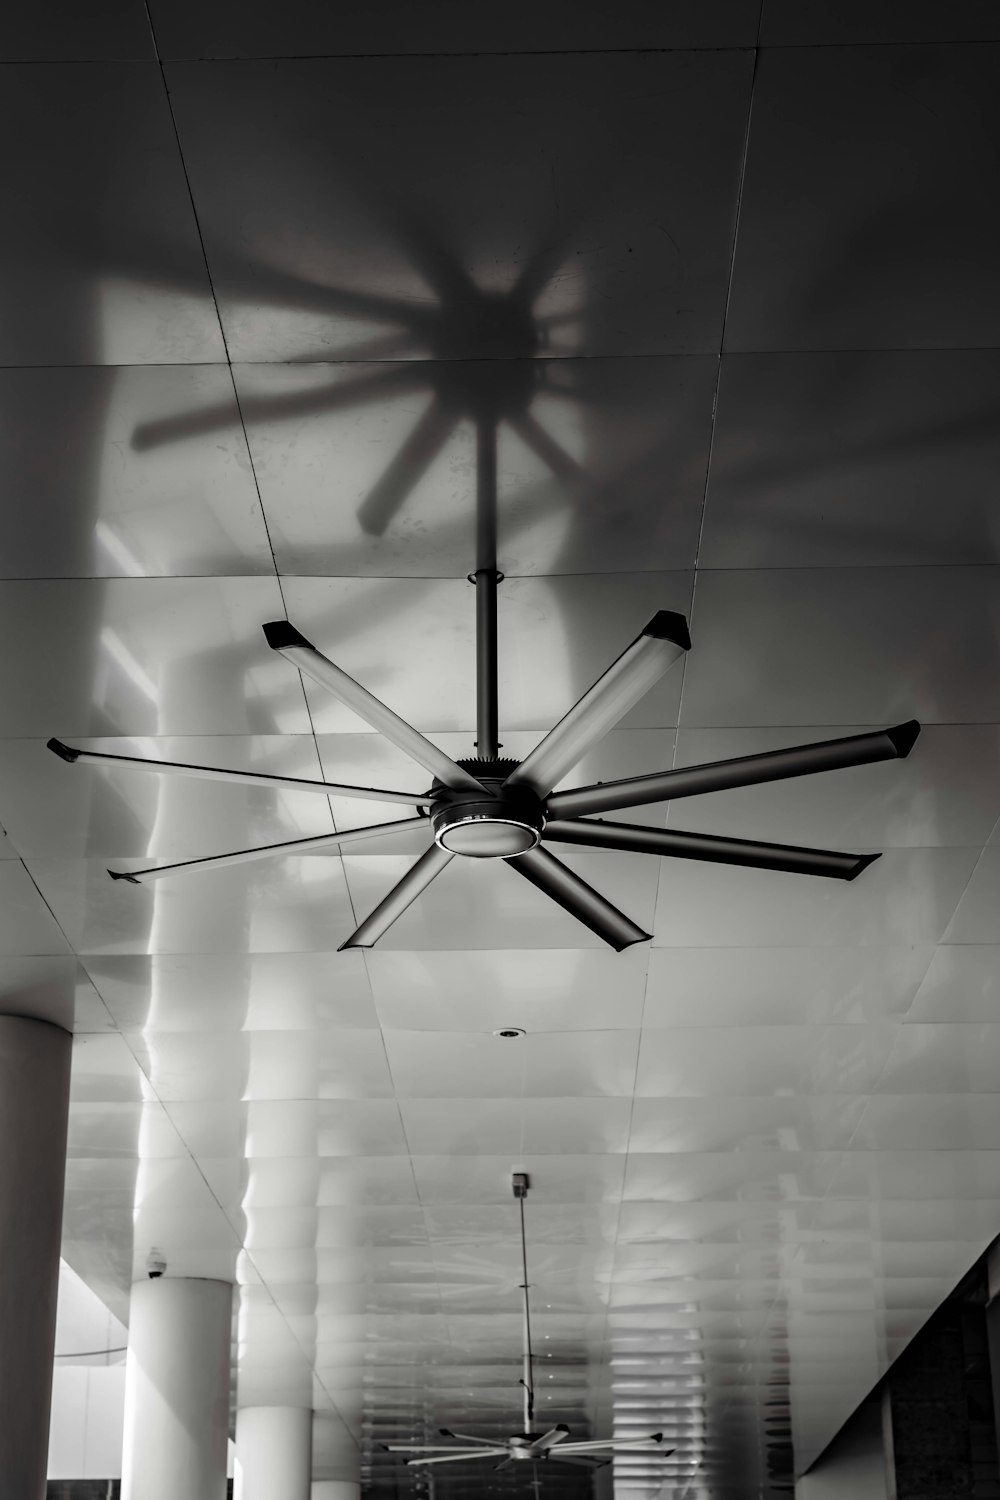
xmin=1 ymin=3 xmax=999 ymax=1496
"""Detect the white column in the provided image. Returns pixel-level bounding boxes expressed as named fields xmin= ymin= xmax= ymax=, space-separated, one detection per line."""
xmin=236 ymin=1406 xmax=312 ymax=1500
xmin=122 ymin=1277 xmax=233 ymax=1500
xmin=0 ymin=1014 xmax=72 ymax=1500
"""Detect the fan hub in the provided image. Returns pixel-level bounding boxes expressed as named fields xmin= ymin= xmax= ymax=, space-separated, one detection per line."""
xmin=429 ymin=760 xmax=545 ymax=859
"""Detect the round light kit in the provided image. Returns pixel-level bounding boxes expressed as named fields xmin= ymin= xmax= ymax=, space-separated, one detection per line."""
xmin=492 ymin=1028 xmax=525 ymax=1039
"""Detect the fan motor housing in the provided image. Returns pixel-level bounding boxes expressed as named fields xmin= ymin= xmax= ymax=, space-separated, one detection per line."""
xmin=430 ymin=760 xmax=545 ymax=859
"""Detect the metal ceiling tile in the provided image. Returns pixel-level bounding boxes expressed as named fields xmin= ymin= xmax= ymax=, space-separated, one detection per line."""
xmin=127 ymin=1028 xmax=394 ymax=1102
xmin=0 ymin=736 xmax=334 ymax=858
xmin=27 ymin=852 xmax=358 ymax=954
xmin=702 ymin=351 xmax=1000 ymax=568
xmin=0 ymin=63 xmax=223 ymax=363
xmin=384 ymin=1028 xmax=640 ymax=1099
xmin=643 ymin=946 xmax=933 ymax=1026
xmin=235 ymin=356 xmax=716 ymax=577
xmin=150 ymin=0 xmax=760 ymax=56
xmin=0 ymin=860 xmax=71 ymax=954
xmin=167 ymin=52 xmax=751 ymax=360
xmin=0 ymin=577 xmax=304 ymax=738
xmin=678 ymin=566 xmax=1000 ymax=727
xmin=725 ymin=45 xmax=1000 ymax=351
xmin=83 ymin=951 xmax=376 ymax=1032
xmin=628 ymin=1096 xmax=867 ymax=1154
xmin=367 ymin=948 xmax=647 ymax=1033
xmin=905 ymin=945 xmax=1000 ymax=1022
xmin=636 ymin=1025 xmax=895 ymax=1099
xmin=1 ymin=0 xmax=153 ymax=59
xmin=760 ymin=0 xmax=1000 ymax=44
xmin=942 ymin=847 xmax=1000 ymax=941
xmin=398 ymin=1097 xmax=633 ymax=1156
xmin=0 ymin=366 xmax=270 ymax=579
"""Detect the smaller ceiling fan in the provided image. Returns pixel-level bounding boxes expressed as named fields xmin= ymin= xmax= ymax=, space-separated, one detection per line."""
xmin=381 ymin=1174 xmax=671 ymax=1474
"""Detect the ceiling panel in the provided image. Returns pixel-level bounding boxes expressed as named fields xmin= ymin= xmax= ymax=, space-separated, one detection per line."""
xmin=725 ymin=44 xmax=1000 ymax=351
xmin=650 ymin=847 xmax=978 ymax=948
xmin=760 ymin=0 xmax=1000 ymax=44
xmin=166 ymin=52 xmax=752 ymax=360
xmin=26 ymin=852 xmax=358 ymax=954
xmin=0 ymin=64 xmax=223 ymax=364
xmin=0 ymin=577 xmax=304 ymax=738
xmin=150 ymin=0 xmax=760 ymax=56
xmin=701 ymin=351 xmax=1000 ymax=567
xmin=678 ymin=566 xmax=1000 ymax=727
xmin=1 ymin=0 xmax=153 ymax=59
xmin=83 ymin=951 xmax=376 ymax=1032
xmin=0 ymin=366 xmax=269 ymax=579
xmin=0 ymin=736 xmax=334 ymax=858
xmin=0 ymin=860 xmax=71 ymax=954
xmin=234 ymin=355 xmax=717 ymax=578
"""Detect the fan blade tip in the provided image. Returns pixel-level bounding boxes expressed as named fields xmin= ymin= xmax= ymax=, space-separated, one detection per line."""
xmin=107 ymin=868 xmax=140 ymax=885
xmin=887 ymin=719 xmax=921 ymax=758
xmin=650 ymin=1433 xmax=664 ymax=1444
xmin=438 ymin=1429 xmax=453 ymax=1438
xmin=337 ymin=937 xmax=370 ymax=952
xmin=848 ymin=851 xmax=882 ymax=881
xmin=262 ymin=619 xmax=313 ymax=652
xmin=642 ymin=610 xmax=690 ymax=651
xmin=614 ymin=930 xmax=652 ymax=952
xmin=46 ymin=737 xmax=79 ymax=763
xmin=556 ymin=1424 xmax=570 ymax=1433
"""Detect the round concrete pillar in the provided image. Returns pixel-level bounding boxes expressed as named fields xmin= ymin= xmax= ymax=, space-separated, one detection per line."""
xmin=121 ymin=1276 xmax=233 ymax=1500
xmin=0 ymin=1015 xmax=72 ymax=1499
xmin=236 ymin=1405 xmax=312 ymax=1499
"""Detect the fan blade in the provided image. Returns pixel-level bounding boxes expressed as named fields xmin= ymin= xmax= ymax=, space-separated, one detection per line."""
xmin=544 ymin=819 xmax=878 ymax=881
xmin=47 ymin=739 xmax=428 ymax=806
xmin=405 ymin=1450 xmax=509 ymax=1467
xmin=546 ymin=721 xmax=921 ymax=820
xmin=531 ymin=1426 xmax=571 ymax=1452
xmin=357 ymin=396 xmax=457 ymax=535
xmin=438 ymin=1430 xmax=507 ymax=1448
xmin=557 ymin=1434 xmax=666 ymax=1453
xmin=107 ymin=819 xmax=429 ymax=886
xmin=338 ymin=843 xmax=455 ymax=950
xmin=383 ymin=1444 xmax=482 ymax=1453
xmin=493 ymin=1458 xmax=514 ymax=1472
xmin=506 ymin=846 xmax=650 ymax=950
xmin=549 ymin=1455 xmax=609 ymax=1469
xmin=263 ymin=622 xmax=483 ymax=793
xmin=504 ymin=612 xmax=689 ymax=798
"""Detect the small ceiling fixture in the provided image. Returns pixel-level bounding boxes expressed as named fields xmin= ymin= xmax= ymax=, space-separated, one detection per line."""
xmin=381 ymin=1173 xmax=671 ymax=1472
xmin=46 ymin=415 xmax=920 ymax=950
xmin=493 ymin=1027 xmax=525 ymax=1039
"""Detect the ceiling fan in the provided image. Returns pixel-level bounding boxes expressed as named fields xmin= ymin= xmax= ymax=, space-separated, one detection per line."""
xmin=381 ymin=1173 xmax=671 ymax=1474
xmin=46 ymin=408 xmax=920 ymax=951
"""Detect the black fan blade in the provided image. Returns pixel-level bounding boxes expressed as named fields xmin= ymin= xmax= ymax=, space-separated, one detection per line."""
xmin=506 ymin=846 xmax=650 ymax=950
xmin=338 ymin=843 xmax=455 ymax=950
xmin=504 ymin=612 xmax=690 ymax=798
xmin=107 ymin=818 xmax=430 ymax=886
xmin=544 ymin=819 xmax=878 ymax=881
xmin=546 ymin=722 xmax=920 ymax=820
